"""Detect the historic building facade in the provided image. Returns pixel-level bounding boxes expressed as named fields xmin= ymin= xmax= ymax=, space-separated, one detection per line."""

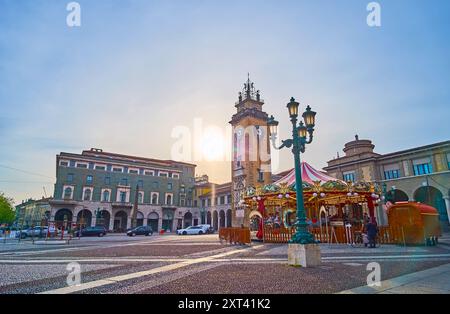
xmin=15 ymin=197 xmax=52 ymax=227
xmin=229 ymin=77 xmax=273 ymax=227
xmin=196 ymin=182 xmax=232 ymax=231
xmin=323 ymin=137 xmax=450 ymax=228
xmin=49 ymin=148 xmax=199 ymax=232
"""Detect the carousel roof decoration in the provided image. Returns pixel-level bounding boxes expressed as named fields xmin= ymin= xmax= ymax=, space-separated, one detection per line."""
xmin=273 ymin=162 xmax=346 ymax=186
xmin=244 ymin=162 xmax=381 ymax=200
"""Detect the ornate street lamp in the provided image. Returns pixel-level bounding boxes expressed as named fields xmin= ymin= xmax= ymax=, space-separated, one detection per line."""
xmin=267 ymin=97 xmax=317 ymax=245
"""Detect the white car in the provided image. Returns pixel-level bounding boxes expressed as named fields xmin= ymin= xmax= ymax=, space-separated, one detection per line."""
xmin=177 ymin=225 xmax=208 ymax=235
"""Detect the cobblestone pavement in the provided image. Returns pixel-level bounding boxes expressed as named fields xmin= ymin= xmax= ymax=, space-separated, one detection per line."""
xmin=0 ymin=234 xmax=449 ymax=294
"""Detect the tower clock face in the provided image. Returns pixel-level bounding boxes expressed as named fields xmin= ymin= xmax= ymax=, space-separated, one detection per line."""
xmin=256 ymin=127 xmax=264 ymax=137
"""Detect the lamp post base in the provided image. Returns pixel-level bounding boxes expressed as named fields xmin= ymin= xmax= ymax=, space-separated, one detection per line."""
xmin=288 ymin=243 xmax=321 ymax=267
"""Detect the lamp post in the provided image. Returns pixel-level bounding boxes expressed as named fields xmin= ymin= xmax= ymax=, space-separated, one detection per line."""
xmin=267 ymin=97 xmax=317 ymax=245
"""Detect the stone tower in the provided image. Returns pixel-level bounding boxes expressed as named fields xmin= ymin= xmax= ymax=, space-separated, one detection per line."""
xmin=229 ymin=75 xmax=272 ymax=227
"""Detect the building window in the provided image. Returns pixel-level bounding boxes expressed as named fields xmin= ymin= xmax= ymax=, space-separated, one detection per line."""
xmin=138 ymin=180 xmax=144 ymax=189
xmin=194 ymin=200 xmax=198 ymax=207
xmin=165 ymin=193 xmax=173 ymax=205
xmin=121 ymin=178 xmax=128 ymax=186
xmin=138 ymin=192 xmax=144 ymax=204
xmin=83 ymin=189 xmax=92 ymax=201
xmin=86 ymin=175 xmax=93 ymax=184
xmin=60 ymin=161 xmax=69 ymax=167
xmin=63 ymin=187 xmax=73 ymax=199
xmin=119 ymin=191 xmax=127 ymax=203
xmin=343 ymin=171 xmax=356 ymax=182
xmin=384 ymin=169 xmax=400 ymax=180
xmin=152 ymin=182 xmax=159 ymax=189
xmin=180 ymin=199 xmax=185 ymax=206
xmin=151 ymin=193 xmax=159 ymax=205
xmin=201 ymin=199 xmax=206 ymax=207
xmin=112 ymin=167 xmax=123 ymax=173
xmin=129 ymin=169 xmax=139 ymax=174
xmin=76 ymin=162 xmax=88 ymax=169
xmin=104 ymin=177 xmax=111 ymax=185
xmin=413 ymin=163 xmax=433 ymax=176
xmin=67 ymin=173 xmax=74 ymax=182
xmin=102 ymin=190 xmax=110 ymax=202
xmin=207 ymin=198 xmax=211 ymax=206
xmin=159 ymin=172 xmax=168 ymax=177
xmin=220 ymin=196 xmax=225 ymax=205
xmin=172 ymin=173 xmax=180 ymax=179
xmin=258 ymin=170 xmax=264 ymax=182
xmin=95 ymin=164 xmax=106 ymax=171
xmin=144 ymin=170 xmax=155 ymax=176
xmin=227 ymin=195 xmax=232 ymax=204
xmin=167 ymin=183 xmax=173 ymax=190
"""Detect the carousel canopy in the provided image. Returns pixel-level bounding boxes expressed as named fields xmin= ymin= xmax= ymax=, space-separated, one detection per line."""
xmin=274 ymin=162 xmax=345 ymax=186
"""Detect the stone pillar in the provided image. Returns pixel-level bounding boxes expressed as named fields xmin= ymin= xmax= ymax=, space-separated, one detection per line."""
xmin=158 ymin=218 xmax=163 ymax=232
xmin=444 ymin=196 xmax=450 ymax=224
xmin=109 ymin=217 xmax=114 ymax=231
xmin=144 ymin=218 xmax=148 ymax=226
xmin=288 ymin=244 xmax=321 ymax=267
xmin=91 ymin=217 xmax=97 ymax=227
xmin=127 ymin=217 xmax=132 ymax=230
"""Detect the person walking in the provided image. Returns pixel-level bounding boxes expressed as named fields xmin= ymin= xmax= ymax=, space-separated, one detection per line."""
xmin=366 ymin=219 xmax=378 ymax=248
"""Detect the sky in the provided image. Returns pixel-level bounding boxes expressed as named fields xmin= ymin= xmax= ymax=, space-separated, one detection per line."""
xmin=0 ymin=0 xmax=449 ymax=205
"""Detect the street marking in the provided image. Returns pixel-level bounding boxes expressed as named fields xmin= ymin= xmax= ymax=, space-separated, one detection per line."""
xmin=323 ymin=253 xmax=450 ymax=260
xmin=338 ymin=263 xmax=450 ymax=294
xmin=38 ymin=246 xmax=254 ymax=294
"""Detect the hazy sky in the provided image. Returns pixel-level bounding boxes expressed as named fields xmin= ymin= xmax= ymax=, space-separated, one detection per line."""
xmin=1 ymin=0 xmax=449 ymax=204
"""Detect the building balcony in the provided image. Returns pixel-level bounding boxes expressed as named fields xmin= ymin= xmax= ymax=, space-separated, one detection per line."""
xmin=49 ymin=199 xmax=78 ymax=206
xmin=111 ymin=202 xmax=133 ymax=208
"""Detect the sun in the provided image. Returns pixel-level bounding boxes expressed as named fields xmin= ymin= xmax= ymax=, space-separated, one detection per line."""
xmin=200 ymin=130 xmax=225 ymax=161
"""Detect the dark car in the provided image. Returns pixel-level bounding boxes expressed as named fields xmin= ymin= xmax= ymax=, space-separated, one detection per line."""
xmin=127 ymin=226 xmax=153 ymax=237
xmin=75 ymin=226 xmax=107 ymax=237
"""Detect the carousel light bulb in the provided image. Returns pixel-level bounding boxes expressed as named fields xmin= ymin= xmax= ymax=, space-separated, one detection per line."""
xmin=347 ymin=192 xmax=352 ymax=197
xmin=252 ymin=197 xmax=257 ymax=201
xmin=354 ymin=192 xmax=358 ymax=196
xmin=320 ymin=193 xmax=326 ymax=198
xmin=278 ymin=194 xmax=283 ymax=199
xmin=257 ymin=196 xmax=261 ymax=201
xmin=285 ymin=194 xmax=290 ymax=198
xmin=371 ymin=193 xmax=377 ymax=198
xmin=313 ymin=193 xmax=318 ymax=197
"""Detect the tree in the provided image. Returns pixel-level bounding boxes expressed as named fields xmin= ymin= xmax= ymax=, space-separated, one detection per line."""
xmin=0 ymin=192 xmax=15 ymax=224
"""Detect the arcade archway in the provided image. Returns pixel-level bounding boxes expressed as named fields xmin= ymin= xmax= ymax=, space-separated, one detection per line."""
xmin=414 ymin=186 xmax=448 ymax=223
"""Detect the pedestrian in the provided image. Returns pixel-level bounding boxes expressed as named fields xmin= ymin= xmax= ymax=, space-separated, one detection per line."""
xmin=366 ymin=219 xmax=378 ymax=248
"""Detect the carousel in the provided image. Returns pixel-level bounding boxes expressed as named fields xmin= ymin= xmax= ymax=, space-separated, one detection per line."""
xmin=244 ymin=162 xmax=383 ymax=243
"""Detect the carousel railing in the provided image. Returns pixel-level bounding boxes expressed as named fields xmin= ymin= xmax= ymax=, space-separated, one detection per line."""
xmin=263 ymin=224 xmax=397 ymax=244
xmin=219 ymin=227 xmax=251 ymax=245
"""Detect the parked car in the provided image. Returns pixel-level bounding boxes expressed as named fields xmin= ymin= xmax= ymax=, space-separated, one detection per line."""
xmin=198 ymin=224 xmax=214 ymax=234
xmin=19 ymin=226 xmax=49 ymax=239
xmin=177 ymin=225 xmax=209 ymax=235
xmin=74 ymin=226 xmax=107 ymax=237
xmin=126 ymin=226 xmax=153 ymax=237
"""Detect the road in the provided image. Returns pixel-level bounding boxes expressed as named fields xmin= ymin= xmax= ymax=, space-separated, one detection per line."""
xmin=0 ymin=234 xmax=449 ymax=294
